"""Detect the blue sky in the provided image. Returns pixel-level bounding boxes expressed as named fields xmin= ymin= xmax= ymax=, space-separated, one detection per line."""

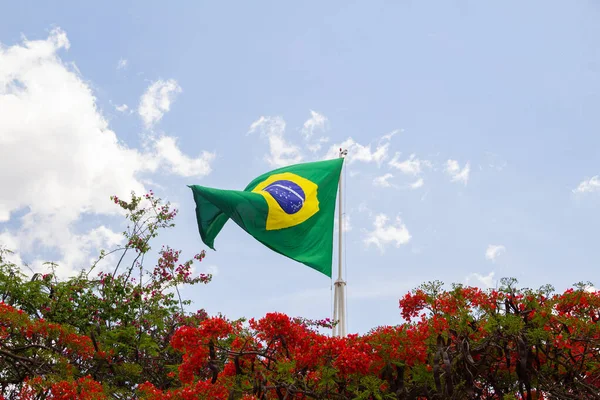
xmin=1 ymin=1 xmax=600 ymax=334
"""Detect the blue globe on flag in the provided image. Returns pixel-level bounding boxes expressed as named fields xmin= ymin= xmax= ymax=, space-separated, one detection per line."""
xmin=263 ymin=180 xmax=306 ymax=214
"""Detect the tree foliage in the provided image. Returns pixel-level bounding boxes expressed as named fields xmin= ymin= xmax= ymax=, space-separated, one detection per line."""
xmin=0 ymin=192 xmax=599 ymax=399
xmin=0 ymin=192 xmax=210 ymax=398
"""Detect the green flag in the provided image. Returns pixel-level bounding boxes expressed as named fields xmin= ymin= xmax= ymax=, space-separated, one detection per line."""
xmin=189 ymin=158 xmax=344 ymax=277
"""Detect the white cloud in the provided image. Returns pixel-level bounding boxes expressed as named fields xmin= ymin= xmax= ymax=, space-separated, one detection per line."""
xmin=0 ymin=232 xmax=25 ymax=268
xmin=409 ymin=178 xmax=424 ymax=189
xmin=485 ymin=245 xmax=506 ymax=262
xmin=335 ymin=214 xmax=352 ymax=233
xmin=445 ymin=159 xmax=470 ymax=184
xmin=138 ymin=79 xmax=182 ymax=129
xmin=364 ymin=214 xmax=411 ymax=252
xmin=389 ymin=153 xmax=431 ymax=176
xmin=358 ymin=202 xmax=373 ymax=216
xmin=380 ymin=129 xmax=400 ymax=142
xmin=301 ymin=110 xmax=327 ymax=139
xmin=387 ymin=152 xmax=429 ymax=189
xmin=115 ymin=103 xmax=129 ymax=113
xmin=373 ymin=173 xmax=395 ymax=188
xmin=0 ymin=28 xmax=147 ymax=222
xmin=14 ymin=224 xmax=125 ymax=279
xmin=466 ymin=272 xmax=496 ymax=289
xmin=343 ymin=214 xmax=351 ymax=232
xmin=573 ymin=176 xmax=600 ymax=193
xmin=152 ymin=136 xmax=215 ymax=177
xmin=248 ymin=116 xmax=302 ymax=168
xmin=326 ymin=136 xmax=391 ymax=166
xmin=301 ymin=110 xmax=329 ymax=152
xmin=54 ymin=225 xmax=124 ymax=275
xmin=0 ymin=28 xmax=212 ymax=277
xmin=306 ymin=136 xmax=330 ymax=153
xmin=116 ymin=58 xmax=128 ymax=70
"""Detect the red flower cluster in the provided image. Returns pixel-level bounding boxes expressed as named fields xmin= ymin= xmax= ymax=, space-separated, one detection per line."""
xmin=138 ymin=284 xmax=600 ymax=399
xmin=19 ymin=376 xmax=106 ymax=400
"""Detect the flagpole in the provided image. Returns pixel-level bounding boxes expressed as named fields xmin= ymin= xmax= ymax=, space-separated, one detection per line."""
xmin=333 ymin=148 xmax=348 ymax=337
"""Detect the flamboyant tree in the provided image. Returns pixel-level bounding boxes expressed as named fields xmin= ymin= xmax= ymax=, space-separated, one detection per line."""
xmin=136 ymin=281 xmax=600 ymax=399
xmin=1 ymin=192 xmax=599 ymax=399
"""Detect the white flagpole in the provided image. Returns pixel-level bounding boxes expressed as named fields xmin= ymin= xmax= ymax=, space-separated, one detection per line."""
xmin=333 ymin=148 xmax=348 ymax=337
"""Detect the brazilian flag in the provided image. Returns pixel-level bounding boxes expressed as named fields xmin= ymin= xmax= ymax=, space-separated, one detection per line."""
xmin=189 ymin=158 xmax=343 ymax=277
